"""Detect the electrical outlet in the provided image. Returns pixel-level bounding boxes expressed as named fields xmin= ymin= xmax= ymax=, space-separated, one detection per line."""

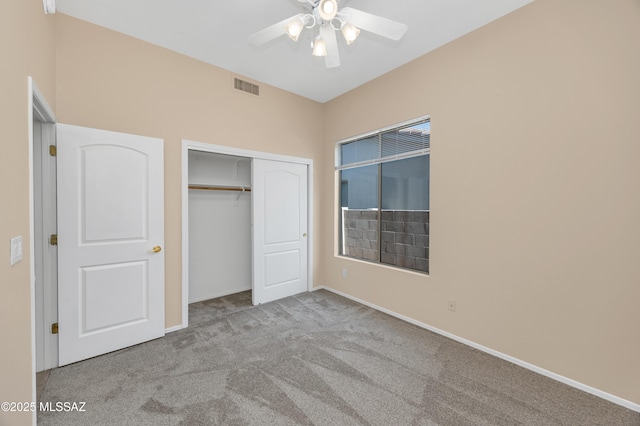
xmin=342 ymin=268 xmax=347 ymax=279
xmin=447 ymin=299 xmax=456 ymax=312
xmin=10 ymin=236 xmax=23 ymax=266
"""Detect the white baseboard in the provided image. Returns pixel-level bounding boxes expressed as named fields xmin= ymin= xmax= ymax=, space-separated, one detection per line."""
xmin=188 ymin=287 xmax=251 ymax=305
xmin=165 ymin=324 xmax=185 ymax=333
xmin=314 ymin=285 xmax=640 ymax=414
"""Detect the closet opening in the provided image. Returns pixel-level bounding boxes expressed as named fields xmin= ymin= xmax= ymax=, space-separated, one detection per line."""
xmin=181 ymin=140 xmax=314 ymax=329
xmin=187 ymin=151 xmax=253 ymax=305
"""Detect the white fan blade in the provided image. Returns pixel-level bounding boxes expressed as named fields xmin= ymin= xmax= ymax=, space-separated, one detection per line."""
xmin=321 ymin=25 xmax=340 ymax=68
xmin=339 ymin=7 xmax=407 ymax=41
xmin=249 ymin=14 xmax=306 ymax=46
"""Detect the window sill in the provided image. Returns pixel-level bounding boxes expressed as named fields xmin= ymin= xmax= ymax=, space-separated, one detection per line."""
xmin=335 ymin=254 xmax=430 ymax=277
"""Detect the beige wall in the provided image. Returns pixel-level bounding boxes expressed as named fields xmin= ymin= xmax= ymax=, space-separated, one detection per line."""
xmin=2 ymin=0 xmax=639 ymax=422
xmin=0 ymin=1 xmax=56 ymax=425
xmin=55 ymin=14 xmax=325 ymax=328
xmin=322 ymin=0 xmax=640 ymax=406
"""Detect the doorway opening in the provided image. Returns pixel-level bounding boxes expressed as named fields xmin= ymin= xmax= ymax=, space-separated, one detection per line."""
xmin=28 ymin=77 xmax=57 ymax=412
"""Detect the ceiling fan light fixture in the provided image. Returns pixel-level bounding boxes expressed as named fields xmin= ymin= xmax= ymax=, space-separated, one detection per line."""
xmin=312 ymin=36 xmax=327 ymax=57
xmin=341 ymin=22 xmax=360 ymax=45
xmin=250 ymin=2 xmax=408 ymax=69
xmin=318 ymin=0 xmax=338 ymax=21
xmin=285 ymin=17 xmax=305 ymax=41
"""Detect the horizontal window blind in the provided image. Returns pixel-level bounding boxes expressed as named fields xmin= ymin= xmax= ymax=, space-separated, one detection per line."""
xmin=337 ymin=118 xmax=430 ymax=170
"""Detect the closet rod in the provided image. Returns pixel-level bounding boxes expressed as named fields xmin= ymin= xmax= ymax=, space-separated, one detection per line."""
xmin=188 ymin=185 xmax=251 ymax=192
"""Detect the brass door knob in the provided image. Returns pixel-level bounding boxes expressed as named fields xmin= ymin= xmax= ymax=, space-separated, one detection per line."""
xmin=152 ymin=246 xmax=162 ymax=253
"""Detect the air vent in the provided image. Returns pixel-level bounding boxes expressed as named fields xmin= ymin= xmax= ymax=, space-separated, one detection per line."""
xmin=234 ymin=78 xmax=259 ymax=96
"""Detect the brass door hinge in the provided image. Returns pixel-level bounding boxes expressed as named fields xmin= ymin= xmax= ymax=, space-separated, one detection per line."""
xmin=51 ymin=323 xmax=58 ymax=334
xmin=49 ymin=145 xmax=57 ymax=156
xmin=50 ymin=234 xmax=58 ymax=246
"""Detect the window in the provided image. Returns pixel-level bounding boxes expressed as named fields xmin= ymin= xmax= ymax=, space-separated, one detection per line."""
xmin=337 ymin=117 xmax=430 ymax=273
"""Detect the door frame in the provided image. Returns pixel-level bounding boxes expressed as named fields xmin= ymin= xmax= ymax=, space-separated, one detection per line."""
xmin=28 ymin=76 xmax=57 ymax=418
xmin=33 ymin=99 xmax=58 ymax=373
xmin=180 ymin=140 xmax=314 ymax=329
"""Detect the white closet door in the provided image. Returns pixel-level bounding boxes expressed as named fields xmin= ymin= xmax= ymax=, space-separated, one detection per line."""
xmin=252 ymin=159 xmax=308 ymax=305
xmin=57 ymin=124 xmax=165 ymax=366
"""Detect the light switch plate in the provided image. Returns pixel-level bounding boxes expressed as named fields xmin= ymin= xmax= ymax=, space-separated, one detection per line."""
xmin=10 ymin=236 xmax=23 ymax=266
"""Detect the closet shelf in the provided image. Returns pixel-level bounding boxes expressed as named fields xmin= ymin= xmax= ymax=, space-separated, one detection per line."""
xmin=188 ymin=184 xmax=251 ymax=192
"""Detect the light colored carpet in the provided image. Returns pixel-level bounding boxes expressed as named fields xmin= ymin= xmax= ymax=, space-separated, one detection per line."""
xmin=38 ymin=290 xmax=639 ymax=425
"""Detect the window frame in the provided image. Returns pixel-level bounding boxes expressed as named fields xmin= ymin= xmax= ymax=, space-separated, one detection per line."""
xmin=335 ymin=115 xmax=431 ymax=274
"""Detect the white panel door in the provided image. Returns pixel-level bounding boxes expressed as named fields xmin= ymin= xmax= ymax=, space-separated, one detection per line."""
xmin=252 ymin=159 xmax=308 ymax=305
xmin=57 ymin=124 xmax=165 ymax=366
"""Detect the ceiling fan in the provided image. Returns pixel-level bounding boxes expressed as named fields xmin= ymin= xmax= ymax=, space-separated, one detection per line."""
xmin=249 ymin=0 xmax=408 ymax=68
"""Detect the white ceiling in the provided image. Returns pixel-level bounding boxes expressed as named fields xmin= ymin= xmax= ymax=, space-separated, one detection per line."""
xmin=55 ymin=0 xmax=533 ymax=103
